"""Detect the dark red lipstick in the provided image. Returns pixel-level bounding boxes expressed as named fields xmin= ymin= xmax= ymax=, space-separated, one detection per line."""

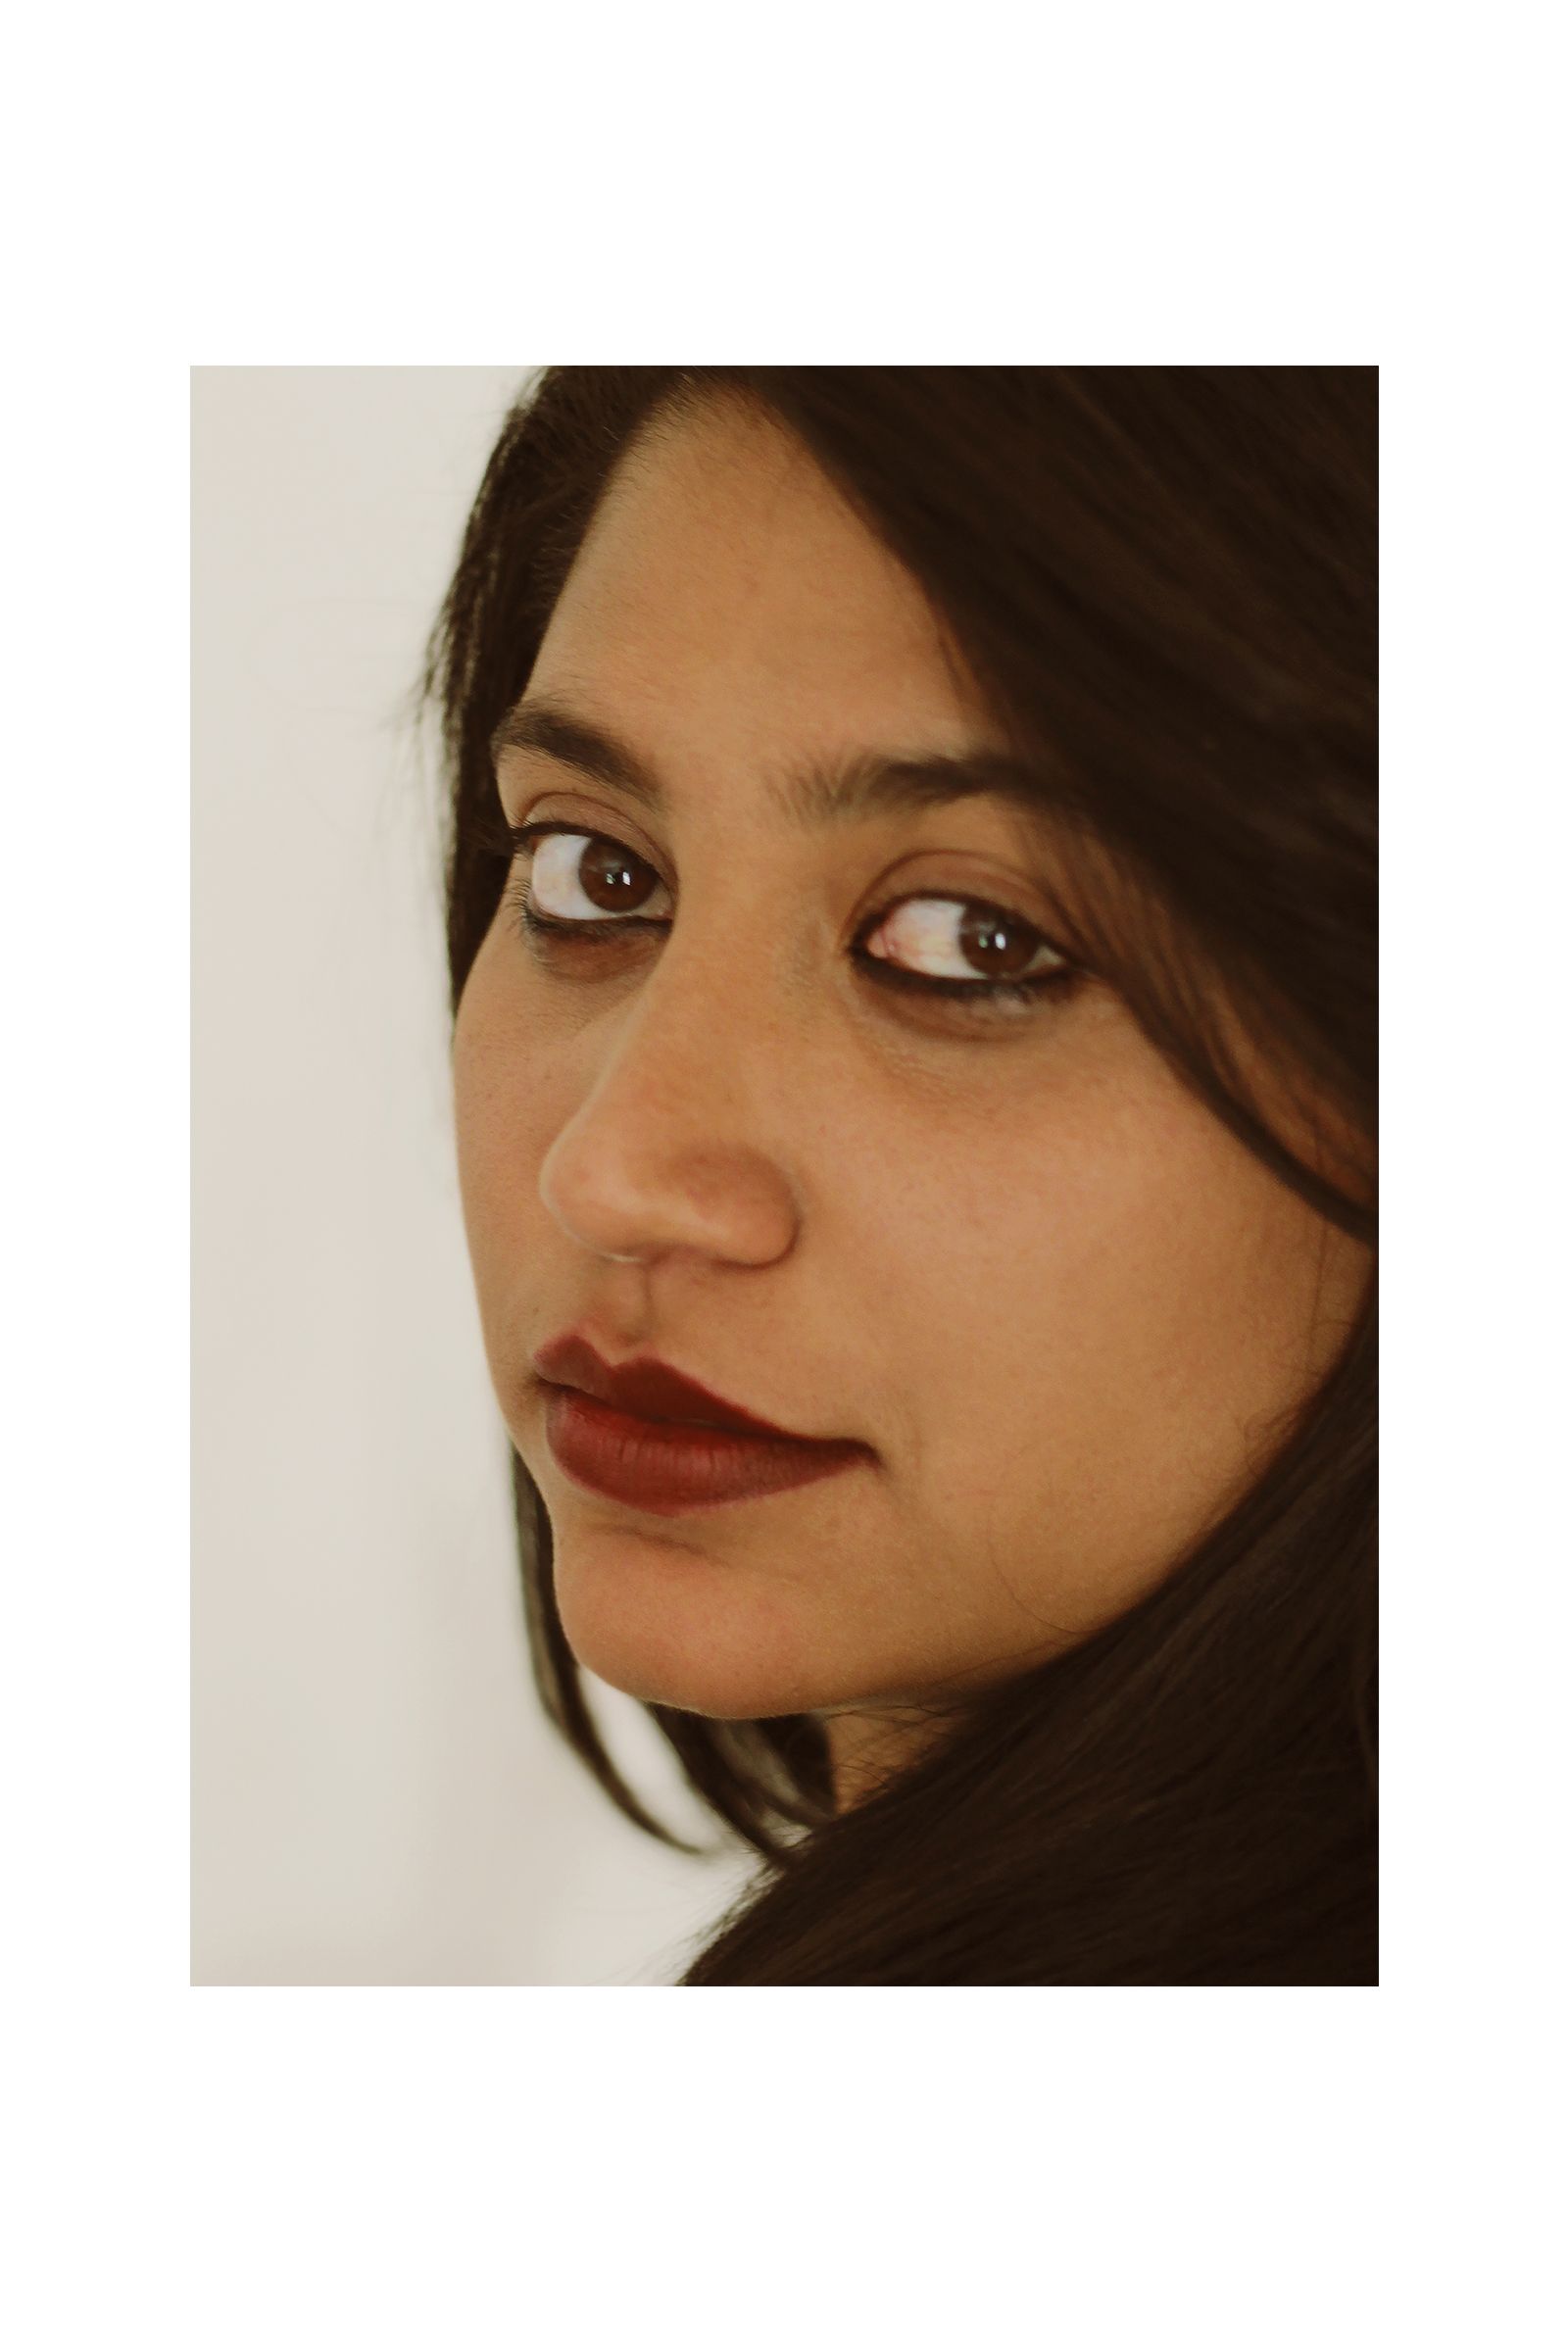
xmin=529 ymin=1331 xmax=871 ymax=1514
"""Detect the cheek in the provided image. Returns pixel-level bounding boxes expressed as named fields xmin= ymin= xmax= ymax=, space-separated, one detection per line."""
xmin=877 ymin=1073 xmax=1363 ymax=1593
xmin=938 ymin=1074 xmax=1339 ymax=1382
xmin=451 ymin=943 xmax=558 ymax=1278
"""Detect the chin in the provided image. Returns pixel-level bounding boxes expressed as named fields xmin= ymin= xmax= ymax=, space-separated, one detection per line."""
xmin=551 ymin=1523 xmax=844 ymax=1722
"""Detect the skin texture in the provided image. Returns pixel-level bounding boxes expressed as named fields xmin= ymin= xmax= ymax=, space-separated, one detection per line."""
xmin=452 ymin=393 xmax=1370 ymax=1808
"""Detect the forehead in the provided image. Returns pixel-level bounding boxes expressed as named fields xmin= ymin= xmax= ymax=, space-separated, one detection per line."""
xmin=527 ymin=393 xmax=993 ymax=768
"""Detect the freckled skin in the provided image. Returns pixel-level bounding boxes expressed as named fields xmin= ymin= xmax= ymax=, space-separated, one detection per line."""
xmin=451 ymin=394 xmax=1370 ymax=1802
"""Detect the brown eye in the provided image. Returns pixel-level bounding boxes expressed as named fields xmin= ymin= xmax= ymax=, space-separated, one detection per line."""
xmin=956 ymin=903 xmax=1047 ymax=980
xmin=862 ymin=896 xmax=1067 ymax=986
xmin=529 ymin=830 xmax=665 ymax=921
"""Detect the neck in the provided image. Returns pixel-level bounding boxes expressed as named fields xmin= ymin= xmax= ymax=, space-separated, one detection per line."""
xmin=820 ymin=1701 xmax=956 ymax=1812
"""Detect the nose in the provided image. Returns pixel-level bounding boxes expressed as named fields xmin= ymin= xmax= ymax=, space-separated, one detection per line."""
xmin=537 ymin=954 xmax=804 ymax=1272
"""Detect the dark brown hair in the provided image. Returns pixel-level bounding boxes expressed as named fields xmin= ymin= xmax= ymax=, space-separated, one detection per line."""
xmin=424 ymin=367 xmax=1377 ymax=1984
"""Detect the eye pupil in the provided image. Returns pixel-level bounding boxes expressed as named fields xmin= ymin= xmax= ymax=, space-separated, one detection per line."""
xmin=580 ymin=838 xmax=654 ymax=912
xmin=958 ymin=903 xmax=1038 ymax=979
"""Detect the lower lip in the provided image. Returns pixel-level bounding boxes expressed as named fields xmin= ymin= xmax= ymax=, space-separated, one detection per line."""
xmin=540 ymin=1384 xmax=869 ymax=1515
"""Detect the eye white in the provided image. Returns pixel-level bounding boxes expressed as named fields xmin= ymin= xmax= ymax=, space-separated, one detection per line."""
xmin=863 ymin=896 xmax=1062 ymax=981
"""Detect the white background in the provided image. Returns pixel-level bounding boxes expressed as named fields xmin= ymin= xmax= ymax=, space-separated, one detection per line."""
xmin=191 ymin=367 xmax=757 ymax=1984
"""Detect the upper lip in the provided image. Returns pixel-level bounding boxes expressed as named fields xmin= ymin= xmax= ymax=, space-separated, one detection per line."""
xmin=530 ymin=1331 xmax=832 ymax=1444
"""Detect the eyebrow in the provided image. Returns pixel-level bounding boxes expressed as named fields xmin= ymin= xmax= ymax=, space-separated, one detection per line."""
xmin=489 ymin=694 xmax=1060 ymax=832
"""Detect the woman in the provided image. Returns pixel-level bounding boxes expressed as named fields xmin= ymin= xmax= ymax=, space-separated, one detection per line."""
xmin=425 ymin=367 xmax=1377 ymax=1984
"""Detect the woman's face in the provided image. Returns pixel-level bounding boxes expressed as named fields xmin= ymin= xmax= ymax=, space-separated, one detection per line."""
xmin=453 ymin=393 xmax=1368 ymax=1772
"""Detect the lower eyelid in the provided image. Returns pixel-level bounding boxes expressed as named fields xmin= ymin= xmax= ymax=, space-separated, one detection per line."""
xmin=514 ymin=908 xmax=1064 ymax=1030
xmin=514 ymin=893 xmax=662 ymax=939
xmin=511 ymin=861 xmax=1072 ymax=992
xmin=853 ymin=944 xmax=1076 ymax=1004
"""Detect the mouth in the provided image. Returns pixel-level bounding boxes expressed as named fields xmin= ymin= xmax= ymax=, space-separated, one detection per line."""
xmin=528 ymin=1331 xmax=872 ymax=1515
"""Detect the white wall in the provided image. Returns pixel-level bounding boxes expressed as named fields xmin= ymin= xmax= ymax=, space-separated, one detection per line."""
xmin=191 ymin=368 xmax=758 ymax=1984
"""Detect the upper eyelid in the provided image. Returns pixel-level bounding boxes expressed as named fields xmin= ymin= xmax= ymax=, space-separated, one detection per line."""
xmin=508 ymin=808 xmax=662 ymax=864
xmin=513 ymin=816 xmax=660 ymax=862
xmin=513 ymin=812 xmax=665 ymax=884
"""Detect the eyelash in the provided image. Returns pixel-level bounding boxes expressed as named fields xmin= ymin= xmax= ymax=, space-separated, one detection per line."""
xmin=495 ymin=819 xmax=1084 ymax=1019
